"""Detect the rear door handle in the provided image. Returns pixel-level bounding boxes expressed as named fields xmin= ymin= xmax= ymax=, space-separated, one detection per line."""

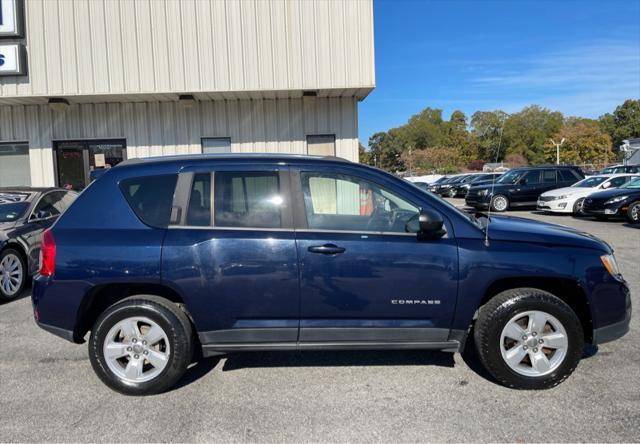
xmin=308 ymin=244 xmax=346 ymax=255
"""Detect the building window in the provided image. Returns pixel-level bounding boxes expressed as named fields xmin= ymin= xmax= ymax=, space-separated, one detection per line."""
xmin=307 ymin=135 xmax=336 ymax=157
xmin=202 ymin=137 xmax=232 ymax=154
xmin=0 ymin=142 xmax=30 ymax=187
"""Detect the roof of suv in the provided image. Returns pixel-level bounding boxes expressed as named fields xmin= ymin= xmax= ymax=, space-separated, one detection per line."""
xmin=118 ymin=153 xmax=351 ymax=168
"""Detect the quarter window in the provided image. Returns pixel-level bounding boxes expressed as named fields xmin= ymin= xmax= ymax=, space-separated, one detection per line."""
xmin=300 ymin=172 xmax=419 ymax=233
xmin=120 ymin=175 xmax=178 ymax=227
xmin=214 ymin=172 xmax=283 ymax=228
xmin=32 ymin=191 xmax=77 ymax=219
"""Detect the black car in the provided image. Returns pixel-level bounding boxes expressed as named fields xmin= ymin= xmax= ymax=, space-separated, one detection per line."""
xmin=427 ymin=175 xmax=452 ymax=193
xmin=0 ymin=188 xmax=77 ymax=301
xmin=410 ymin=181 xmax=430 ymax=192
xmin=582 ymin=177 xmax=640 ymax=223
xmin=465 ymin=166 xmax=584 ymax=212
xmin=432 ymin=174 xmax=472 ymax=197
xmin=453 ymin=173 xmax=503 ymax=197
xmin=600 ymin=164 xmax=640 ymax=175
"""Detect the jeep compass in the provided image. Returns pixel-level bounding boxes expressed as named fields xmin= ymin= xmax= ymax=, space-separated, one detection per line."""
xmin=32 ymin=155 xmax=631 ymax=395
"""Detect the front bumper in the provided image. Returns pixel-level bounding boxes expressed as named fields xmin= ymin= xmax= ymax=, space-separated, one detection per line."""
xmin=591 ymin=281 xmax=632 ymax=346
xmin=537 ymin=198 xmax=572 ymax=213
xmin=583 ymin=201 xmax=627 ymax=217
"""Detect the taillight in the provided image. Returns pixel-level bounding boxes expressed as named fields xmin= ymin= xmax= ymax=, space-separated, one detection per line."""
xmin=40 ymin=229 xmax=56 ymax=277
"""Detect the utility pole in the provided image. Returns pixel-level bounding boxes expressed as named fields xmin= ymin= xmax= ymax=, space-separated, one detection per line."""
xmin=550 ymin=138 xmax=565 ymax=165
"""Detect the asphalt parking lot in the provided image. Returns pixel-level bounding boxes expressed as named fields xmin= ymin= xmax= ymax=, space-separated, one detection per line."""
xmin=1 ymin=200 xmax=638 ymax=443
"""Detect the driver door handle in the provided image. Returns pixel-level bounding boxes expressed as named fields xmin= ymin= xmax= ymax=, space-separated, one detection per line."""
xmin=308 ymin=244 xmax=346 ymax=255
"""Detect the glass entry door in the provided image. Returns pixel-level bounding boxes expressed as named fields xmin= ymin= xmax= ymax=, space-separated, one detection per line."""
xmin=55 ymin=139 xmax=126 ymax=190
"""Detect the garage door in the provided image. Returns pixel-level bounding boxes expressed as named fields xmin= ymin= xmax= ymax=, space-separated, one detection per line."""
xmin=0 ymin=143 xmax=30 ymax=187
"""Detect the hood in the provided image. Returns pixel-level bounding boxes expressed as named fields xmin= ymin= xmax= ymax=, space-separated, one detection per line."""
xmin=540 ymin=186 xmax=591 ymax=197
xmin=586 ymin=187 xmax=640 ymax=201
xmin=487 ymin=215 xmax=611 ymax=253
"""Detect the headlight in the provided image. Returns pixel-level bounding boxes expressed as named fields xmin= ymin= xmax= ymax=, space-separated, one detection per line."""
xmin=478 ymin=189 xmax=488 ymax=196
xmin=601 ymin=254 xmax=624 ymax=281
xmin=462 ymin=184 xmax=471 ymax=189
xmin=554 ymin=195 xmax=569 ymax=201
xmin=604 ymin=195 xmax=628 ymax=205
xmin=441 ymin=185 xmax=451 ymax=189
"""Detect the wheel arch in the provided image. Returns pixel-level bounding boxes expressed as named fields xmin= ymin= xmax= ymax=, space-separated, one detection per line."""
xmin=1 ymin=241 xmax=29 ymax=272
xmin=73 ymin=283 xmax=194 ymax=343
xmin=475 ymin=276 xmax=593 ymax=343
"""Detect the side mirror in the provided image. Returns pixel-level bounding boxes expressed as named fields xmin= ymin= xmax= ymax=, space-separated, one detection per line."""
xmin=31 ymin=210 xmax=53 ymax=221
xmin=417 ymin=209 xmax=446 ymax=240
xmin=518 ymin=178 xmax=527 ymax=185
xmin=602 ymin=182 xmax=611 ymax=189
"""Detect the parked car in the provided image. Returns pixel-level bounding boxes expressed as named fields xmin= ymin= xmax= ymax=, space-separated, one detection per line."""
xmin=582 ymin=176 xmax=640 ymax=223
xmin=537 ymin=174 xmax=640 ymax=215
xmin=427 ymin=175 xmax=452 ymax=193
xmin=432 ymin=174 xmax=472 ymax=197
xmin=410 ymin=181 xmax=430 ymax=192
xmin=599 ymin=164 xmax=640 ymax=175
xmin=32 ymin=154 xmax=630 ymax=395
xmin=465 ymin=166 xmax=584 ymax=212
xmin=453 ymin=173 xmax=503 ymax=198
xmin=0 ymin=188 xmax=77 ymax=301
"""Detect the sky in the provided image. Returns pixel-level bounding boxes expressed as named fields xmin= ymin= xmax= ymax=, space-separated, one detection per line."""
xmin=359 ymin=0 xmax=640 ymax=146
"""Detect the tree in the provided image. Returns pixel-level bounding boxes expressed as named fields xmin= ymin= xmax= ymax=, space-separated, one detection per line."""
xmin=368 ymin=130 xmax=406 ymax=172
xmin=545 ymin=118 xmax=613 ymax=165
xmin=402 ymin=146 xmax=463 ymax=174
xmin=445 ymin=110 xmax=476 ymax=162
xmin=599 ymin=99 xmax=640 ymax=150
xmin=470 ymin=110 xmax=508 ymax=162
xmin=358 ymin=143 xmax=370 ymax=165
xmin=502 ymin=105 xmax=563 ymax=164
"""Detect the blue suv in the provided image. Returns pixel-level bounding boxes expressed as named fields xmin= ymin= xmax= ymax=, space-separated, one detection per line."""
xmin=32 ymin=155 xmax=631 ymax=395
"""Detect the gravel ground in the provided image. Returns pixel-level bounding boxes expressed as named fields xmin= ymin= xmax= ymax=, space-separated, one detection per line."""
xmin=1 ymin=200 xmax=638 ymax=443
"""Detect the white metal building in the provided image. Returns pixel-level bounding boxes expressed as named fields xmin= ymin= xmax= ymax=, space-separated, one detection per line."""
xmin=0 ymin=0 xmax=375 ymax=189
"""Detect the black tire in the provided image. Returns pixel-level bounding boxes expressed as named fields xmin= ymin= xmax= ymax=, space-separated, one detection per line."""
xmin=474 ymin=288 xmax=584 ymax=389
xmin=627 ymin=201 xmax=640 ymax=224
xmin=490 ymin=194 xmax=509 ymax=212
xmin=572 ymin=198 xmax=586 ymax=216
xmin=89 ymin=295 xmax=193 ymax=396
xmin=0 ymin=248 xmax=27 ymax=302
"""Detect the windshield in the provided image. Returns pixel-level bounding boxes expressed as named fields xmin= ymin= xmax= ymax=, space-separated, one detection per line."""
xmin=434 ymin=176 xmax=449 ymax=184
xmin=496 ymin=170 xmax=524 ymax=184
xmin=621 ymin=178 xmax=640 ymax=189
xmin=0 ymin=202 xmax=29 ymax=223
xmin=572 ymin=176 xmax=608 ymax=188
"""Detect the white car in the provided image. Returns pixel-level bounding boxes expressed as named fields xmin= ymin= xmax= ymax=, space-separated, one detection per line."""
xmin=537 ymin=174 xmax=640 ymax=214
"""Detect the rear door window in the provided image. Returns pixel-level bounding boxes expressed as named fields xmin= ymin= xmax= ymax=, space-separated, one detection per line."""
xmin=120 ymin=174 xmax=178 ymax=227
xmin=186 ymin=173 xmax=212 ymax=226
xmin=214 ymin=171 xmax=283 ymax=228
xmin=541 ymin=170 xmax=557 ymax=183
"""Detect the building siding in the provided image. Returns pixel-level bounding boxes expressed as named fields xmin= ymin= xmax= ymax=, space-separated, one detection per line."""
xmin=0 ymin=97 xmax=358 ymax=186
xmin=0 ymin=0 xmax=375 ymax=99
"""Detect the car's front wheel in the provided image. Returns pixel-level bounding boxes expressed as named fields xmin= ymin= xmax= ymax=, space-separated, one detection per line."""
xmin=0 ymin=249 xmax=26 ymax=302
xmin=89 ymin=295 xmax=193 ymax=396
xmin=627 ymin=201 xmax=640 ymax=224
xmin=490 ymin=194 xmax=509 ymax=212
xmin=572 ymin=198 xmax=586 ymax=216
xmin=474 ymin=288 xmax=584 ymax=389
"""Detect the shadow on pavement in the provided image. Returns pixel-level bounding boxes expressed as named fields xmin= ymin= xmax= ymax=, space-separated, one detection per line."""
xmin=173 ymin=356 xmax=223 ymax=391
xmin=221 ymin=349 xmax=455 ymax=372
xmin=0 ymin=286 xmax=31 ymax=305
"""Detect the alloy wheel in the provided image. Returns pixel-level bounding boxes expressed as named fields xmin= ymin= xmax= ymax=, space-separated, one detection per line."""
xmin=499 ymin=310 xmax=568 ymax=377
xmin=0 ymin=253 xmax=23 ymax=297
xmin=103 ymin=316 xmax=171 ymax=383
xmin=492 ymin=196 xmax=508 ymax=211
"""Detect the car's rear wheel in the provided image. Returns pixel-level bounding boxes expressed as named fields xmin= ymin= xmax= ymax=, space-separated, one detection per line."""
xmin=89 ymin=295 xmax=193 ymax=396
xmin=627 ymin=201 xmax=640 ymax=224
xmin=490 ymin=194 xmax=509 ymax=212
xmin=0 ymin=249 xmax=26 ymax=302
xmin=474 ymin=288 xmax=584 ymax=389
xmin=572 ymin=198 xmax=586 ymax=216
